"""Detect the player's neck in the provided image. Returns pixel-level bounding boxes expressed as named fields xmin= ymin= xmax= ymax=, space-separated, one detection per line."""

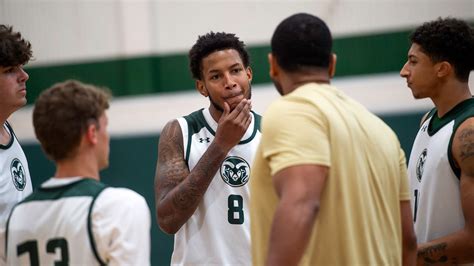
xmin=432 ymin=80 xmax=471 ymax=117
xmin=0 ymin=125 xmax=11 ymax=145
xmin=0 ymin=111 xmax=11 ymax=129
xmin=208 ymin=105 xmax=223 ymax=123
xmin=54 ymin=155 xmax=100 ymax=180
xmin=282 ymin=71 xmax=330 ymax=95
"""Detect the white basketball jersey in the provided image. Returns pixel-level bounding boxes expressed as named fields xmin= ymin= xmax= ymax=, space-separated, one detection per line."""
xmin=0 ymin=122 xmax=32 ymax=227
xmin=408 ymin=99 xmax=474 ymax=245
xmin=0 ymin=123 xmax=33 ymax=227
xmin=6 ymin=178 xmax=107 ymax=265
xmin=171 ymin=108 xmax=261 ymax=266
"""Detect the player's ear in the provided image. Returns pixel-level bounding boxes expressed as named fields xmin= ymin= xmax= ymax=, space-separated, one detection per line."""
xmin=436 ymin=61 xmax=451 ymax=78
xmin=196 ymin=80 xmax=208 ymax=97
xmin=246 ymin=66 xmax=253 ymax=83
xmin=268 ymin=53 xmax=278 ymax=79
xmin=329 ymin=53 xmax=337 ymax=78
xmin=85 ymin=122 xmax=99 ymax=145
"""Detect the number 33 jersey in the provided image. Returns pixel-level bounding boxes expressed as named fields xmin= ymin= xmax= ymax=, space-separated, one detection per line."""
xmin=172 ymin=108 xmax=261 ymax=266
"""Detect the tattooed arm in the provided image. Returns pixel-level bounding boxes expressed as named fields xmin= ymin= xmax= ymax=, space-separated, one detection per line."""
xmin=154 ymin=100 xmax=252 ymax=234
xmin=416 ymin=117 xmax=474 ymax=265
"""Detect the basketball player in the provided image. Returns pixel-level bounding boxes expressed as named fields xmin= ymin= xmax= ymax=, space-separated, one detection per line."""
xmin=0 ymin=24 xmax=33 ymax=258
xmin=250 ymin=13 xmax=417 ymax=266
xmin=154 ymin=32 xmax=260 ymax=265
xmin=400 ymin=17 xmax=474 ymax=264
xmin=4 ymin=80 xmax=151 ymax=265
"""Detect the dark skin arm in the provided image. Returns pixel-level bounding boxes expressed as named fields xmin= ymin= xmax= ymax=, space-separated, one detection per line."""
xmin=401 ymin=200 xmax=417 ymax=266
xmin=266 ymin=167 xmax=416 ymax=266
xmin=416 ymin=117 xmax=474 ymax=265
xmin=266 ymin=164 xmax=328 ymax=266
xmin=154 ymin=100 xmax=252 ymax=234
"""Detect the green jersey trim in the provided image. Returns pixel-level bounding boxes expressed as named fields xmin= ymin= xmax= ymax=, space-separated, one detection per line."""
xmin=8 ymin=178 xmax=108 ymax=265
xmin=87 ymin=186 xmax=107 ymax=266
xmin=183 ymin=109 xmax=208 ymax=164
xmin=239 ymin=111 xmax=262 ymax=145
xmin=427 ymin=98 xmax=474 ymax=136
xmin=446 ymin=98 xmax=474 ymax=179
xmin=183 ymin=109 xmax=262 ymax=164
xmin=20 ymin=178 xmax=106 ymax=202
xmin=0 ymin=121 xmax=15 ymax=150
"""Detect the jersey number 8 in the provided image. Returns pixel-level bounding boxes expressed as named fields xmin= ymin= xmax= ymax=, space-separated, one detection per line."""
xmin=228 ymin=194 xmax=244 ymax=224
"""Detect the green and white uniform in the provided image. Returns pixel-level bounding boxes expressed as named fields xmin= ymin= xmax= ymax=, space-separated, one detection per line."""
xmin=171 ymin=108 xmax=261 ymax=266
xmin=5 ymin=177 xmax=150 ymax=265
xmin=0 ymin=122 xmax=32 ymax=226
xmin=409 ymin=98 xmax=474 ymax=244
xmin=0 ymin=122 xmax=32 ymax=260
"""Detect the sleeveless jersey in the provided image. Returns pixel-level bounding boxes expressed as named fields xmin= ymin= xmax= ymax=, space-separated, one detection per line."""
xmin=6 ymin=178 xmax=107 ymax=265
xmin=5 ymin=177 xmax=151 ymax=265
xmin=0 ymin=121 xmax=33 ymax=260
xmin=408 ymin=98 xmax=474 ymax=244
xmin=171 ymin=108 xmax=261 ymax=266
xmin=0 ymin=122 xmax=32 ymax=228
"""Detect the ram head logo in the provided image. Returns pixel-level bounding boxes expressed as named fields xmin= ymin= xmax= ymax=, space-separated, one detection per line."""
xmin=10 ymin=158 xmax=26 ymax=191
xmin=220 ymin=156 xmax=250 ymax=187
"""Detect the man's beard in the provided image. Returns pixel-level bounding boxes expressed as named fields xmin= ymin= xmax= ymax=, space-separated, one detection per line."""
xmin=207 ymin=83 xmax=252 ymax=112
xmin=271 ymin=78 xmax=284 ymax=96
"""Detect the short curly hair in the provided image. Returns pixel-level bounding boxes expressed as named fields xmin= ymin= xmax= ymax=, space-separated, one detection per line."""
xmin=188 ymin=32 xmax=250 ymax=80
xmin=271 ymin=13 xmax=332 ymax=72
xmin=410 ymin=17 xmax=474 ymax=82
xmin=33 ymin=80 xmax=111 ymax=161
xmin=0 ymin=25 xmax=32 ymax=67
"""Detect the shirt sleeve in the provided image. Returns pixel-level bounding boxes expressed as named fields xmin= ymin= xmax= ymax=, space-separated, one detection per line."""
xmin=91 ymin=188 xmax=151 ymax=266
xmin=398 ymin=148 xmax=410 ymax=201
xmin=261 ymin=97 xmax=331 ymax=176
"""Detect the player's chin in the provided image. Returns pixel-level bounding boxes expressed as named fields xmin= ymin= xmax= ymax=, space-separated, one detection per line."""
xmin=411 ymin=90 xmax=426 ymax=99
xmin=99 ymin=159 xmax=110 ymax=170
xmin=227 ymin=96 xmax=245 ymax=108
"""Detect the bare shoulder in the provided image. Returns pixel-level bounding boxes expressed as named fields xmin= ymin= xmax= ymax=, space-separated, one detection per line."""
xmin=453 ymin=117 xmax=474 ymax=177
xmin=159 ymin=119 xmax=183 ymax=151
xmin=155 ymin=119 xmax=189 ymax=197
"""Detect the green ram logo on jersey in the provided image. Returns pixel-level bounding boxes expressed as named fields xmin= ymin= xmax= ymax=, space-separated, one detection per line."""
xmin=220 ymin=156 xmax=250 ymax=187
xmin=10 ymin=158 xmax=26 ymax=191
xmin=416 ymin=149 xmax=427 ymax=182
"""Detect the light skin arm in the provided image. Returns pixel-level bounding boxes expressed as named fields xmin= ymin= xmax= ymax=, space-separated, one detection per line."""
xmin=400 ymin=200 xmax=417 ymax=266
xmin=154 ymin=100 xmax=252 ymax=234
xmin=416 ymin=117 xmax=474 ymax=265
xmin=266 ymin=164 xmax=328 ymax=266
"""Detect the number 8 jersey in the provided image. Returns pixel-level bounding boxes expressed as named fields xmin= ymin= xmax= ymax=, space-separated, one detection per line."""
xmin=171 ymin=108 xmax=261 ymax=266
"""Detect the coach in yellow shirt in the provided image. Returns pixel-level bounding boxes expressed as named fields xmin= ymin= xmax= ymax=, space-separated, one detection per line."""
xmin=250 ymin=13 xmax=417 ymax=266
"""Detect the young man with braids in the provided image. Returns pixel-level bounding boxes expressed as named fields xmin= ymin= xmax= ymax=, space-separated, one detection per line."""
xmin=0 ymin=25 xmax=33 ymax=257
xmin=154 ymin=32 xmax=260 ymax=265
xmin=400 ymin=17 xmax=474 ymax=265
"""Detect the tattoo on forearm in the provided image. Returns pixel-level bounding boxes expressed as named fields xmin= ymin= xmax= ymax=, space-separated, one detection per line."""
xmin=172 ymin=175 xmax=201 ymax=209
xmin=171 ymin=151 xmax=224 ymax=210
xmin=418 ymin=242 xmax=448 ymax=264
xmin=157 ymin=120 xmax=227 ymax=213
xmin=459 ymin=128 xmax=474 ymax=161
